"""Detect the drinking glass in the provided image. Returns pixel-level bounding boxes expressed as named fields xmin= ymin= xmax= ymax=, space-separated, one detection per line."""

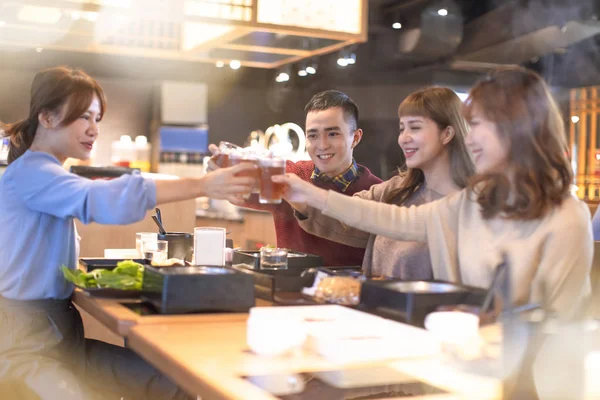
xmin=136 ymin=232 xmax=157 ymax=258
xmin=213 ymin=141 xmax=241 ymax=168
xmin=142 ymin=239 xmax=168 ymax=264
xmin=244 ymin=149 xmax=262 ymax=194
xmin=260 ymin=247 xmax=288 ymax=270
xmin=258 ymin=155 xmax=286 ymax=204
xmin=229 ymin=149 xmax=260 ymax=199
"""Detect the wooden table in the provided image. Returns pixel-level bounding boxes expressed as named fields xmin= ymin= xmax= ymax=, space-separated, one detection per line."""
xmin=74 ymin=289 xmax=501 ymax=400
xmin=73 ymin=289 xmax=253 ymax=337
xmin=127 ymin=320 xmax=502 ymax=400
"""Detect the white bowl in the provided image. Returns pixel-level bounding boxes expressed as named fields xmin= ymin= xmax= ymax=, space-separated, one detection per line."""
xmin=424 ymin=311 xmax=480 ymax=344
xmin=246 ymin=312 xmax=307 ymax=357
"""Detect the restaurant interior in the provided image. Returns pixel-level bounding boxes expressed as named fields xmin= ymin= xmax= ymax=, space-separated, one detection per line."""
xmin=0 ymin=0 xmax=600 ymax=399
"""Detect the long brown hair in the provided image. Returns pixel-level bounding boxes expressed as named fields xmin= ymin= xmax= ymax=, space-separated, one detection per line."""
xmin=463 ymin=66 xmax=572 ymax=220
xmin=384 ymin=87 xmax=475 ymax=204
xmin=1 ymin=66 xmax=106 ymax=164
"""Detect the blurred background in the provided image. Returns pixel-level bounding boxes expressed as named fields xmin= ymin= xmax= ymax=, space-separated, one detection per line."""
xmin=0 ymin=0 xmax=598 ymax=247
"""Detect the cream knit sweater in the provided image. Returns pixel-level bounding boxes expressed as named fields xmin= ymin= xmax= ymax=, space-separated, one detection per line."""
xmin=324 ymin=189 xmax=593 ymax=315
xmin=297 ymin=176 xmax=443 ymax=279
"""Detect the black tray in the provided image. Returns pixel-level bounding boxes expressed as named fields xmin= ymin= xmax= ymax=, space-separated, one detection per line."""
xmin=232 ymin=250 xmax=323 ymax=270
xmin=79 ymin=258 xmax=146 ymax=272
xmin=359 ymin=280 xmax=488 ymax=327
xmin=76 ymin=258 xmax=146 ymax=298
xmin=230 ymin=265 xmax=362 ymax=303
xmin=142 ymin=265 xmax=255 ymax=314
xmin=75 ymin=285 xmax=141 ymax=298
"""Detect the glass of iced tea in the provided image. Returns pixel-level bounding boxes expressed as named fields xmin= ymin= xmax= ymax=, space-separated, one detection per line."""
xmin=241 ymin=150 xmax=261 ymax=197
xmin=258 ymin=155 xmax=286 ymax=204
xmin=213 ymin=141 xmax=241 ymax=168
xmin=228 ymin=149 xmax=259 ymax=199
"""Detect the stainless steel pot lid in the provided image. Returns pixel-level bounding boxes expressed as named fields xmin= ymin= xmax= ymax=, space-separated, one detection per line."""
xmin=158 ymin=266 xmax=234 ymax=275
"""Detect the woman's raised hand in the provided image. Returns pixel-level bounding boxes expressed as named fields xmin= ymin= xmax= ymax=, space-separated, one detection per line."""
xmin=271 ymin=173 xmax=329 ymax=210
xmin=202 ymin=163 xmax=257 ymax=203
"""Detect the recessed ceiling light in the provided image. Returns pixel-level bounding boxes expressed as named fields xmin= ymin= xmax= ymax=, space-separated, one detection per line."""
xmin=392 ymin=22 xmax=402 ymax=29
xmin=337 ymin=58 xmax=348 ymax=67
xmin=438 ymin=8 xmax=448 ymax=16
xmin=298 ymin=69 xmax=308 ymax=77
xmin=275 ymin=72 xmax=290 ymax=83
xmin=215 ymin=61 xmax=224 ymax=68
xmin=229 ymin=60 xmax=241 ymax=70
xmin=571 ymin=116 xmax=580 ymax=124
xmin=306 ymin=66 xmax=316 ymax=74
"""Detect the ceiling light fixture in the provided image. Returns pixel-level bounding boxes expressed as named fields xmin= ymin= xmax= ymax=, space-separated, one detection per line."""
xmin=275 ymin=65 xmax=292 ymax=83
xmin=305 ymin=57 xmax=318 ymax=75
xmin=337 ymin=49 xmax=349 ymax=67
xmin=338 ymin=47 xmax=356 ymax=66
xmin=438 ymin=8 xmax=448 ymax=16
xmin=229 ymin=60 xmax=241 ymax=69
xmin=275 ymin=72 xmax=290 ymax=83
xmin=215 ymin=60 xmax=225 ymax=68
xmin=297 ymin=61 xmax=309 ymax=77
xmin=392 ymin=22 xmax=402 ymax=29
xmin=571 ymin=116 xmax=580 ymax=124
xmin=346 ymin=52 xmax=356 ymax=65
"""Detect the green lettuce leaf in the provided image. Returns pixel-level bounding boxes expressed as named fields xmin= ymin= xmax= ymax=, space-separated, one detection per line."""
xmin=61 ymin=260 xmax=144 ymax=290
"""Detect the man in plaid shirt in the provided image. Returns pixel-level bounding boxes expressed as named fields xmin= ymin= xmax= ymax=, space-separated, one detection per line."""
xmin=210 ymin=90 xmax=381 ymax=266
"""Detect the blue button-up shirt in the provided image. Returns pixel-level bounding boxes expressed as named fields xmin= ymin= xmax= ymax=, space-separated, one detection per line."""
xmin=0 ymin=150 xmax=156 ymax=300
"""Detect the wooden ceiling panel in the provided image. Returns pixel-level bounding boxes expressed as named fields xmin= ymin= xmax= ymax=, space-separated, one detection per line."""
xmin=0 ymin=0 xmax=367 ymax=68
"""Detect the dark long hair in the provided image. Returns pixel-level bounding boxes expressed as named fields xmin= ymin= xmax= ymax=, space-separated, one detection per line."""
xmin=384 ymin=87 xmax=475 ymax=204
xmin=464 ymin=66 xmax=572 ymax=220
xmin=1 ymin=66 xmax=106 ymax=164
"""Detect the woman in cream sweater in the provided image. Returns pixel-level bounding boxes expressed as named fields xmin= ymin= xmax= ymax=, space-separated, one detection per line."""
xmin=275 ymin=66 xmax=592 ymax=316
xmin=294 ymin=87 xmax=474 ymax=279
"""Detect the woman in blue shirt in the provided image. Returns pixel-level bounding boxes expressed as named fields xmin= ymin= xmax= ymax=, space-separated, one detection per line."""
xmin=0 ymin=67 xmax=256 ymax=399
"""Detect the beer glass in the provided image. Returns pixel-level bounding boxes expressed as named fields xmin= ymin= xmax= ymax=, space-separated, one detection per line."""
xmin=258 ymin=156 xmax=286 ymax=204
xmin=213 ymin=141 xmax=241 ymax=168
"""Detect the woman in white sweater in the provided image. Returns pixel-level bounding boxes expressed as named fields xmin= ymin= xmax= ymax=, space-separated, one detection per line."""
xmin=275 ymin=66 xmax=592 ymax=316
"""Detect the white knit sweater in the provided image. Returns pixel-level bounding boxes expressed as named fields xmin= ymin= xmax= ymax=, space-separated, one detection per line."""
xmin=324 ymin=189 xmax=592 ymax=316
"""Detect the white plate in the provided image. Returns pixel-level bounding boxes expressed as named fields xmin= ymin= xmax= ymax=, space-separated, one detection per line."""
xmin=248 ymin=305 xmax=440 ymax=364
